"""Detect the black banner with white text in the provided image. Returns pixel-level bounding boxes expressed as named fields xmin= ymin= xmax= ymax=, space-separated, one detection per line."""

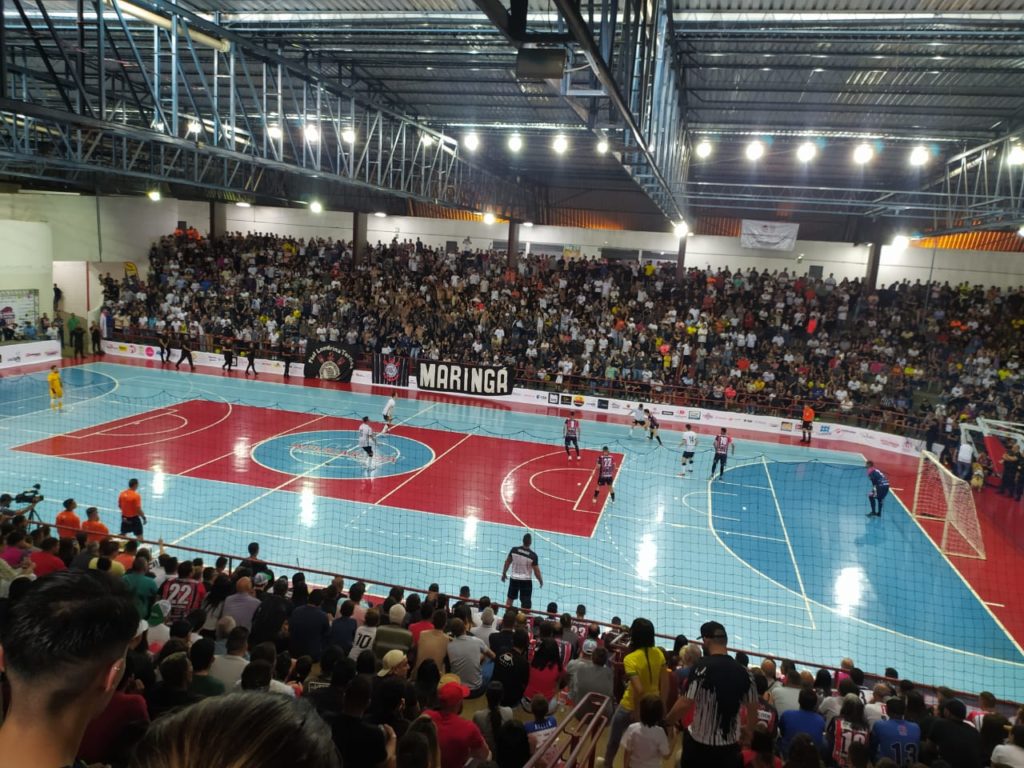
xmin=416 ymin=360 xmax=513 ymax=396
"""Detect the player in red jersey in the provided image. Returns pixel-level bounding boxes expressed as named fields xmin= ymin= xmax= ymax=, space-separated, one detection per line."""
xmin=592 ymin=446 xmax=616 ymax=503
xmin=563 ymin=410 xmax=582 ymax=460
xmin=644 ymin=409 xmax=664 ymax=446
xmin=710 ymin=428 xmax=735 ymax=479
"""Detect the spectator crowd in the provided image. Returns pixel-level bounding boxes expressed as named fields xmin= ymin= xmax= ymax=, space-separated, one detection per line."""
xmin=96 ymin=230 xmax=1024 ymax=445
xmin=1 ymin=510 xmax=1022 ymax=768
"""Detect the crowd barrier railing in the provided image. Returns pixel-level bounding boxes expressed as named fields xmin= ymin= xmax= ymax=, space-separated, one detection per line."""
xmin=523 ymin=692 xmax=611 ymax=768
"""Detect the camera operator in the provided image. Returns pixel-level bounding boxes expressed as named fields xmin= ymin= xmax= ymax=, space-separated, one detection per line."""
xmin=0 ymin=490 xmax=40 ymax=522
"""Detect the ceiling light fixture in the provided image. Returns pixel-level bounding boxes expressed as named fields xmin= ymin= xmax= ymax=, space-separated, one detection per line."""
xmin=552 ymin=135 xmax=568 ymax=154
xmin=796 ymin=142 xmax=817 ymax=162
xmin=890 ymin=235 xmax=910 ymax=252
xmin=1008 ymin=145 xmax=1024 ymax=166
xmin=463 ymin=133 xmax=479 ymax=151
xmin=374 ymin=211 xmax=387 ymax=218
xmin=508 ymin=134 xmax=523 ymax=152
xmin=235 ymin=201 xmax=251 ymax=208
xmin=303 ymin=124 xmax=319 ymax=143
xmin=482 ymin=212 xmax=496 ymax=225
xmin=187 ymin=119 xmax=202 ymax=135
xmin=596 ymin=139 xmax=609 ymax=154
xmin=309 ymin=201 xmax=323 ymax=214
xmin=853 ymin=143 xmax=874 ymax=165
xmin=745 ymin=140 xmax=765 ymax=161
xmin=909 ymin=145 xmax=929 ymax=166
xmin=146 ymin=190 xmax=161 ymax=202
xmin=695 ymin=140 xmax=712 ymax=159
xmin=341 ymin=128 xmax=356 ymax=144
xmin=420 ymin=134 xmax=434 ymax=147
xmin=673 ymin=221 xmax=690 ymax=238
xmin=267 ymin=125 xmax=283 ymax=140
xmin=523 ymin=221 xmax=534 ymax=228
xmin=1018 ymin=225 xmax=1024 ymax=237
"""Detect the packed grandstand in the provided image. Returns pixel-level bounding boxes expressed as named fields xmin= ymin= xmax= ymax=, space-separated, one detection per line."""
xmin=3 ymin=229 xmax=1024 ymax=768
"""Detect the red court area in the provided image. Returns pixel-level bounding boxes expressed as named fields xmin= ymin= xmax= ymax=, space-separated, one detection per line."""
xmin=14 ymin=399 xmax=619 ymax=537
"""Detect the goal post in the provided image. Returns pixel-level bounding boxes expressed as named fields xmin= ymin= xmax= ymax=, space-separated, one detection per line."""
xmin=912 ymin=451 xmax=986 ymax=560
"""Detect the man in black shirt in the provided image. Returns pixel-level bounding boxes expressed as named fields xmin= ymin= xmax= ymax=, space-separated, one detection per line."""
xmin=668 ymin=621 xmax=757 ymax=768
xmin=331 ymin=674 xmax=396 ymax=768
xmin=926 ymin=698 xmax=984 ymax=768
xmin=491 ymin=628 xmax=530 ymax=707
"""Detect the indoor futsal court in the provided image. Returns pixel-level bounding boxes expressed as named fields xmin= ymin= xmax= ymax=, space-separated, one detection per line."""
xmin=2 ymin=360 xmax=1023 ymax=697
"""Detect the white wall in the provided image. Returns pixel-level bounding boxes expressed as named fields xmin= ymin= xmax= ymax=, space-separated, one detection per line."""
xmin=0 ymin=220 xmax=53 ymax=321
xmin=221 ymin=203 xmax=354 ymax=239
xmin=878 ymin=244 xmax=1024 ymax=288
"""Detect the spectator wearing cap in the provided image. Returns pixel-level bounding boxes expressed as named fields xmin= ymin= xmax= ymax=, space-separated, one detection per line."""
xmin=927 ymin=697 xmax=985 ymax=768
xmin=223 ymin=576 xmax=261 ymax=630
xmin=427 ymin=677 xmax=491 ymax=768
xmin=331 ymin=674 xmax=397 ymax=768
xmin=374 ymin=603 xmax=414 ymax=659
xmin=189 ymin=638 xmax=226 ymax=698
xmin=209 ymin=626 xmax=251 ymax=689
xmin=0 ymin=572 xmax=138 ymax=768
xmin=566 ymin=643 xmax=614 ymax=714
xmin=377 ymin=649 xmax=411 ymax=682
xmin=667 ymin=620 xmax=758 ymax=768
xmin=288 ymin=588 xmax=331 ymax=662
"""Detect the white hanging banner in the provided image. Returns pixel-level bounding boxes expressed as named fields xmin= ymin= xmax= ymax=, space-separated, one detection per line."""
xmin=740 ymin=219 xmax=800 ymax=251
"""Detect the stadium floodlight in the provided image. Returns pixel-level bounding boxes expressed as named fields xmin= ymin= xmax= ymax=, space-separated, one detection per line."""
xmin=309 ymin=201 xmax=323 ymax=214
xmin=146 ymin=189 xmax=161 ymax=202
xmin=341 ymin=128 xmax=356 ymax=144
xmin=796 ymin=142 xmax=817 ymax=163
xmin=695 ymin=140 xmax=712 ymax=159
xmin=596 ymin=139 xmax=609 ymax=154
xmin=853 ymin=143 xmax=874 ymax=165
xmin=674 ymin=221 xmax=690 ymax=238
xmin=552 ymin=135 xmax=568 ymax=155
xmin=303 ymin=124 xmax=320 ymax=143
xmin=463 ymin=133 xmax=479 ymax=151
xmin=267 ymin=124 xmax=283 ymax=140
xmin=1018 ymin=225 xmax=1024 ymax=237
xmin=235 ymin=201 xmax=251 ymax=208
xmin=187 ymin=120 xmax=202 ymax=135
xmin=1009 ymin=145 xmax=1024 ymax=166
xmin=909 ymin=145 xmax=929 ymax=167
xmin=508 ymin=134 xmax=523 ymax=152
xmin=374 ymin=211 xmax=387 ymax=218
xmin=523 ymin=221 xmax=534 ymax=228
xmin=745 ymin=140 xmax=765 ymax=161
xmin=890 ymin=234 xmax=910 ymax=252
xmin=482 ymin=212 xmax=496 ymax=225
xmin=420 ymin=134 xmax=434 ymax=147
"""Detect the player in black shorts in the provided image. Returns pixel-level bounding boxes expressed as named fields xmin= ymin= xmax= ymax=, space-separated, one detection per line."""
xmin=592 ymin=446 xmax=616 ymax=503
xmin=644 ymin=409 xmax=663 ymax=446
xmin=174 ymin=334 xmax=195 ymax=371
xmin=564 ymin=410 xmax=582 ymax=460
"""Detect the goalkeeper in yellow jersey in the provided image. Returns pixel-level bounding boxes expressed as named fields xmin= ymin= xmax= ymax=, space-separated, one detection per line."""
xmin=47 ymin=365 xmax=63 ymax=411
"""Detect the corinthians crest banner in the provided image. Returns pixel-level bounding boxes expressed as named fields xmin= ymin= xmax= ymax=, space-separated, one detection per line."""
xmin=372 ymin=353 xmax=410 ymax=387
xmin=303 ymin=340 xmax=357 ymax=382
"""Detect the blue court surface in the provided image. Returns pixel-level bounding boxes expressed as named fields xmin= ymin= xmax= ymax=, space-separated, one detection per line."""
xmin=1 ymin=362 xmax=1022 ymax=697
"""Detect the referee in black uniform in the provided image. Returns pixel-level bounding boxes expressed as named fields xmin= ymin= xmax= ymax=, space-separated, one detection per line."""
xmin=500 ymin=533 xmax=543 ymax=610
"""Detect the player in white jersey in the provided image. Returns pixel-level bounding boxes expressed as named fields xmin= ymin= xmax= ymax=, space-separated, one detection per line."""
xmin=357 ymin=416 xmax=376 ymax=468
xmin=679 ymin=424 xmax=698 ymax=475
xmin=629 ymin=404 xmax=647 ymax=436
xmin=381 ymin=391 xmax=398 ymax=433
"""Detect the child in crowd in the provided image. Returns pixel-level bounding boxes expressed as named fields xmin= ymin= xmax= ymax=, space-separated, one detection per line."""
xmin=622 ymin=694 xmax=672 ymax=768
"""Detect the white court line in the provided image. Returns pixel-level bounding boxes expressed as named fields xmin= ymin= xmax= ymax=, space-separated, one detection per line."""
xmin=572 ymin=463 xmax=598 ymax=512
xmin=373 ymin=431 xmax=475 ymax=506
xmin=76 ymin=409 xmax=185 ymax=439
xmin=761 ymin=456 xmax=817 ymax=630
xmin=716 ymin=480 xmax=773 ymax=491
xmin=718 ymin=530 xmax=787 ymax=543
xmin=530 ymin=467 xmax=591 ymax=505
xmin=389 ymin=401 xmax=438 ymax=429
xmin=169 ymin=414 xmax=337 ymax=545
xmin=986 ymin=602 xmax=1007 ymax=608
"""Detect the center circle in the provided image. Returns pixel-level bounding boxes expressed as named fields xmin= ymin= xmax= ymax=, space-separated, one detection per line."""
xmin=251 ymin=429 xmax=434 ymax=479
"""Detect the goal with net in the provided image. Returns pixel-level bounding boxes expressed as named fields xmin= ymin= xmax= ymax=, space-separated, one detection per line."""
xmin=911 ymin=451 xmax=986 ymax=560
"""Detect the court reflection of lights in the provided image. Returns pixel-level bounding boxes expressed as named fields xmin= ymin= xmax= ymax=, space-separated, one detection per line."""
xmin=636 ymin=534 xmax=657 ymax=580
xmin=299 ymin=485 xmax=316 ymax=528
xmin=152 ymin=467 xmax=165 ymax=497
xmin=233 ymin=438 xmax=250 ymax=459
xmin=463 ymin=513 xmax=479 ymax=543
xmin=834 ymin=566 xmax=866 ymax=616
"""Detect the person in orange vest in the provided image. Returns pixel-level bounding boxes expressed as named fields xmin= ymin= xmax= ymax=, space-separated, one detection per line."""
xmin=54 ymin=498 xmax=82 ymax=539
xmin=118 ymin=478 xmax=147 ymax=540
xmin=81 ymin=506 xmax=110 ymax=543
xmin=801 ymin=404 xmax=816 ymax=444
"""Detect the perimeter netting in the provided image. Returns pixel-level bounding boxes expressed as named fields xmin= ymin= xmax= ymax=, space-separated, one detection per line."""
xmin=912 ymin=450 xmax=986 ymax=560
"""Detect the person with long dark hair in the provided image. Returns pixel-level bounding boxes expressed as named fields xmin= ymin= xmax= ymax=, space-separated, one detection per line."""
xmin=828 ymin=695 xmax=870 ymax=768
xmin=472 ymin=681 xmax=514 ymax=754
xmin=200 ymin=575 xmax=233 ymax=639
xmin=603 ymin=618 xmax=666 ymax=767
xmin=495 ymin=720 xmax=531 ymax=768
xmin=522 ymin=638 xmax=564 ymax=714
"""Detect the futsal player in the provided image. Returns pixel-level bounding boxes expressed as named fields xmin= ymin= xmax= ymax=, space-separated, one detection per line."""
xmin=175 ymin=334 xmax=195 ymax=371
xmin=381 ymin=392 xmax=398 ymax=433
xmin=710 ymin=427 xmax=734 ymax=479
xmin=801 ymin=403 xmax=815 ymax=444
xmin=47 ymin=365 xmax=63 ymax=412
xmin=866 ymin=460 xmax=890 ymax=517
xmin=629 ymin=403 xmax=647 ymax=436
xmin=679 ymin=424 xmax=698 ymax=475
xmin=643 ymin=408 xmax=663 ymax=445
xmin=592 ymin=446 xmax=616 ymax=503
xmin=563 ymin=409 xmax=581 ymax=460
xmin=358 ymin=416 xmax=376 ymax=469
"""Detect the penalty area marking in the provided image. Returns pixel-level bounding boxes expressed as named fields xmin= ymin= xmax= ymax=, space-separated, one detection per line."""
xmin=528 ymin=467 xmax=593 ymax=504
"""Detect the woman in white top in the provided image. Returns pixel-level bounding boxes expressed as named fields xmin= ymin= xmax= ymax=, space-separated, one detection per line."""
xmin=992 ymin=725 xmax=1024 ymax=768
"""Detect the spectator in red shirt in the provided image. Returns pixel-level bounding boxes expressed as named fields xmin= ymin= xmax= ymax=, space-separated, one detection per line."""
xmin=427 ymin=678 xmax=491 ymax=768
xmin=408 ymin=600 xmax=436 ymax=645
xmin=29 ymin=537 xmax=67 ymax=577
xmin=77 ymin=652 xmax=150 ymax=764
xmin=160 ymin=562 xmax=207 ymax=624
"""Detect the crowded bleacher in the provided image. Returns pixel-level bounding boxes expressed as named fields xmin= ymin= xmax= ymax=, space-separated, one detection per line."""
xmin=3 ymin=230 xmax=1024 ymax=768
xmin=98 ymin=230 xmax=1024 ymax=446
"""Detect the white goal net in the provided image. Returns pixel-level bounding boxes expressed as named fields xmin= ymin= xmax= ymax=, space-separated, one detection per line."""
xmin=912 ymin=451 xmax=986 ymax=560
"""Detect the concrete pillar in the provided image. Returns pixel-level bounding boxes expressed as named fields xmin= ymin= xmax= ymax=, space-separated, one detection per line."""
xmin=507 ymin=220 xmax=520 ymax=270
xmin=675 ymin=234 xmax=687 ymax=281
xmin=352 ymin=211 xmax=368 ymax=266
xmin=865 ymin=240 xmax=882 ymax=292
